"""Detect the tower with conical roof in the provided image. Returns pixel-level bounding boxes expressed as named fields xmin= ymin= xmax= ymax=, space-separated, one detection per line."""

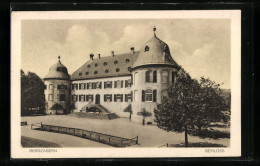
xmin=131 ymin=27 xmax=179 ymax=120
xmin=44 ymin=56 xmax=71 ymax=115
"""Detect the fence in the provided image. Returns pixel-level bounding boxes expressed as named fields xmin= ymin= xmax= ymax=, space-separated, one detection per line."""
xmin=31 ymin=123 xmax=138 ymax=147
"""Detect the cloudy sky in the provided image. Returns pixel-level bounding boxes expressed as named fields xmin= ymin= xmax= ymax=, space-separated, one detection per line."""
xmin=21 ymin=19 xmax=231 ymax=89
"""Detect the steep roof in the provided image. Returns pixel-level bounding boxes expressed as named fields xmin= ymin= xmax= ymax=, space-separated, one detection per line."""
xmin=132 ymin=34 xmax=178 ymax=68
xmin=44 ymin=59 xmax=70 ymax=80
xmin=71 ymin=51 xmax=139 ymax=80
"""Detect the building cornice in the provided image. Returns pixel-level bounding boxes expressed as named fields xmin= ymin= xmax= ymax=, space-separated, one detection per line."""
xmin=131 ymin=64 xmax=180 ymax=72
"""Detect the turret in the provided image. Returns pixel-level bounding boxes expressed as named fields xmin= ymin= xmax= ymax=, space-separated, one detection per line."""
xmin=43 ymin=56 xmax=70 ymax=115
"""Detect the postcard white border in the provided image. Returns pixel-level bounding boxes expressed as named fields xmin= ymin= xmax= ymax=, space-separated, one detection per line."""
xmin=11 ymin=10 xmax=241 ymax=158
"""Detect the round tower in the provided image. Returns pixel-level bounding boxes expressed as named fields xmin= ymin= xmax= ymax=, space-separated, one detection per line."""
xmin=131 ymin=27 xmax=180 ymax=122
xmin=44 ymin=56 xmax=70 ymax=115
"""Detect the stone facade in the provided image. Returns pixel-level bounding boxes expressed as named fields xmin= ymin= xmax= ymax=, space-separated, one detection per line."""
xmin=44 ymin=28 xmax=180 ymax=123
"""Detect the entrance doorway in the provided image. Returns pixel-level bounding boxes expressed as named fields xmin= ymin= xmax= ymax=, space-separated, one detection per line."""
xmin=95 ymin=94 xmax=100 ymax=104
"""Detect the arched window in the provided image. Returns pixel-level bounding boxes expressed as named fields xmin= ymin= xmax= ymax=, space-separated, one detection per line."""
xmin=57 ymin=67 xmax=60 ymax=71
xmin=85 ymin=72 xmax=89 ymax=75
xmin=145 ymin=70 xmax=152 ymax=82
xmin=126 ymin=59 xmax=130 ymax=63
xmin=162 ymin=70 xmax=169 ymax=83
xmin=153 ymin=70 xmax=157 ymax=83
xmin=114 ymin=60 xmax=118 ymax=65
xmin=103 ymin=62 xmax=107 ymax=66
xmin=94 ymin=71 xmax=98 ymax=74
xmin=128 ymin=67 xmax=131 ymax=71
xmin=79 ymin=73 xmax=82 ymax=76
xmin=116 ymin=68 xmax=120 ymax=72
xmin=95 ymin=63 xmax=98 ymax=67
xmin=105 ymin=69 xmax=109 ymax=73
xmin=87 ymin=65 xmax=90 ymax=68
xmin=49 ymin=84 xmax=54 ymax=90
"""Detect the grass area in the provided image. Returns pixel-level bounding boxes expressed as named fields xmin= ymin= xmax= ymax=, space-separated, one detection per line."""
xmin=21 ymin=136 xmax=61 ymax=147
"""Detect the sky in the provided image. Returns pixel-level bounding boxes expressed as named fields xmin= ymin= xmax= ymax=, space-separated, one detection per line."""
xmin=21 ymin=19 xmax=231 ymax=89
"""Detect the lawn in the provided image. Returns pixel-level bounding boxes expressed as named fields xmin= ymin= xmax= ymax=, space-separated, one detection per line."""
xmin=21 ymin=136 xmax=61 ymax=147
xmin=21 ymin=115 xmax=230 ymax=148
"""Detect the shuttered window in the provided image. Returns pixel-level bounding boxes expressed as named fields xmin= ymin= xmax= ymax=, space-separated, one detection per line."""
xmin=125 ymin=93 xmax=132 ymax=102
xmin=114 ymin=94 xmax=123 ymax=102
xmin=72 ymin=95 xmax=78 ymax=102
xmin=142 ymin=89 xmax=157 ymax=102
xmin=48 ymin=94 xmax=53 ymax=101
xmin=114 ymin=81 xmax=117 ymax=88
xmin=104 ymin=94 xmax=112 ymax=102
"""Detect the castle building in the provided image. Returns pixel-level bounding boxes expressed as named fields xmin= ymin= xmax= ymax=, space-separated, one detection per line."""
xmin=44 ymin=27 xmax=180 ymax=122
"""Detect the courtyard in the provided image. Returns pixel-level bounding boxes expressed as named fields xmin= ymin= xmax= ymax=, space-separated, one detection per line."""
xmin=21 ymin=115 xmax=230 ymax=148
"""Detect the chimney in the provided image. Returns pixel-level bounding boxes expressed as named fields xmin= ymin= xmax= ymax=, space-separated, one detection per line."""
xmin=111 ymin=51 xmax=115 ymax=57
xmin=130 ymin=47 xmax=135 ymax=54
xmin=90 ymin=53 xmax=94 ymax=60
xmin=98 ymin=54 xmax=101 ymax=59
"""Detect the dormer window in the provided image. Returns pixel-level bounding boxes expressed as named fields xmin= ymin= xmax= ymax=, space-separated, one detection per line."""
xmin=116 ymin=68 xmax=120 ymax=72
xmin=105 ymin=69 xmax=109 ymax=73
xmin=95 ymin=63 xmax=98 ymax=67
xmin=145 ymin=46 xmax=149 ymax=52
xmin=79 ymin=73 xmax=82 ymax=76
xmin=57 ymin=67 xmax=60 ymax=71
xmin=103 ymin=62 xmax=107 ymax=66
xmin=114 ymin=60 xmax=118 ymax=64
xmin=128 ymin=67 xmax=131 ymax=71
xmin=94 ymin=71 xmax=98 ymax=74
xmin=85 ymin=72 xmax=89 ymax=75
xmin=126 ymin=59 xmax=130 ymax=63
xmin=87 ymin=65 xmax=90 ymax=68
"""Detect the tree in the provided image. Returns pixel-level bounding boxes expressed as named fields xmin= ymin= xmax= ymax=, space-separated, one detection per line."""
xmin=49 ymin=103 xmax=63 ymax=115
xmin=124 ymin=104 xmax=133 ymax=121
xmin=21 ymin=70 xmax=45 ymax=116
xmin=154 ymin=68 xmax=230 ymax=147
xmin=137 ymin=108 xmax=152 ymax=126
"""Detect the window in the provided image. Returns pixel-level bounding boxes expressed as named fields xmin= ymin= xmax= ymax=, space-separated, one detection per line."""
xmin=116 ymin=68 xmax=120 ymax=72
xmin=87 ymin=65 xmax=90 ymax=68
xmin=114 ymin=94 xmax=123 ymax=102
xmin=162 ymin=70 xmax=169 ymax=83
xmin=128 ymin=67 xmax=131 ymax=71
xmin=145 ymin=89 xmax=153 ymax=102
xmin=103 ymin=62 xmax=107 ymax=66
xmin=145 ymin=45 xmax=149 ymax=52
xmin=86 ymin=95 xmax=94 ymax=102
xmin=72 ymin=83 xmax=78 ymax=90
xmin=105 ymin=69 xmax=109 ymax=73
xmin=79 ymin=73 xmax=82 ymax=76
xmin=72 ymin=95 xmax=77 ymax=102
xmin=57 ymin=67 xmax=60 ymax=71
xmin=79 ymin=83 xmax=85 ymax=90
xmin=125 ymin=92 xmax=132 ymax=102
xmin=95 ymin=63 xmax=98 ymax=67
xmin=97 ymin=82 xmax=102 ymax=89
xmin=79 ymin=95 xmax=85 ymax=102
xmin=142 ymin=89 xmax=157 ymax=102
xmin=145 ymin=70 xmax=152 ymax=82
xmin=85 ymin=72 xmax=89 ymax=75
xmin=49 ymin=84 xmax=54 ymax=90
xmin=59 ymin=94 xmax=65 ymax=101
xmin=104 ymin=94 xmax=112 ymax=102
xmin=114 ymin=60 xmax=118 ymax=64
xmin=153 ymin=70 xmax=157 ymax=83
xmin=126 ymin=59 xmax=130 ymax=63
xmin=48 ymin=94 xmax=53 ymax=101
xmin=104 ymin=81 xmax=112 ymax=89
xmin=94 ymin=71 xmax=98 ymax=74
xmin=125 ymin=79 xmax=131 ymax=88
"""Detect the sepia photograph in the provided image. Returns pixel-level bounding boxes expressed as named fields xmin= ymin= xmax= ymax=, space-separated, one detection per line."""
xmin=11 ymin=10 xmax=241 ymax=158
